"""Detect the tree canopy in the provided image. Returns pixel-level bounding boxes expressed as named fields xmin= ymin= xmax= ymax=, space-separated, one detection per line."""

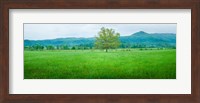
xmin=95 ymin=27 xmax=121 ymax=52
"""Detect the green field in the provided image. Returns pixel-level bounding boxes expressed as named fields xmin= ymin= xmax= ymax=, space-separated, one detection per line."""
xmin=24 ymin=49 xmax=176 ymax=79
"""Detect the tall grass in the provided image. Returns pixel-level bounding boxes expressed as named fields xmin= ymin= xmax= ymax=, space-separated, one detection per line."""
xmin=24 ymin=49 xmax=176 ymax=79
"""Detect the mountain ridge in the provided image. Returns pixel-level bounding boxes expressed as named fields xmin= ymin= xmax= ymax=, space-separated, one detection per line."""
xmin=24 ymin=31 xmax=176 ymax=48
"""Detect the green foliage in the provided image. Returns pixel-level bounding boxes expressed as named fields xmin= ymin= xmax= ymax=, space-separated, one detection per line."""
xmin=24 ymin=49 xmax=176 ymax=79
xmin=62 ymin=45 xmax=69 ymax=50
xmin=95 ymin=27 xmax=121 ymax=52
xmin=46 ymin=45 xmax=54 ymax=50
xmin=71 ymin=46 xmax=76 ymax=50
xmin=24 ymin=44 xmax=44 ymax=51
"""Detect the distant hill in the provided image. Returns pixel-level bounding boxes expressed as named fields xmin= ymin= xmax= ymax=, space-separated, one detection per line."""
xmin=25 ymin=37 xmax=94 ymax=47
xmin=120 ymin=31 xmax=176 ymax=48
xmin=24 ymin=31 xmax=176 ymax=48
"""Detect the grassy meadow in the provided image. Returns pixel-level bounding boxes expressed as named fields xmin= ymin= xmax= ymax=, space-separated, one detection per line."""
xmin=24 ymin=49 xmax=176 ymax=79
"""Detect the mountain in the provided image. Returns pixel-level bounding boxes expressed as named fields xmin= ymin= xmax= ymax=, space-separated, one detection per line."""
xmin=25 ymin=37 xmax=94 ymax=47
xmin=24 ymin=31 xmax=176 ymax=48
xmin=122 ymin=31 xmax=176 ymax=43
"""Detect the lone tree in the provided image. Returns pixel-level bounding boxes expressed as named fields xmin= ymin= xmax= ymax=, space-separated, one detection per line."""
xmin=95 ymin=27 xmax=121 ymax=52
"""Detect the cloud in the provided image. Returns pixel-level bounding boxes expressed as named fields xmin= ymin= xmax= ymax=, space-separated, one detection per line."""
xmin=24 ymin=23 xmax=176 ymax=40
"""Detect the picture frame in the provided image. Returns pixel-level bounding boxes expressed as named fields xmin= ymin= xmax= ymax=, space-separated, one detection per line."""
xmin=0 ymin=0 xmax=199 ymax=103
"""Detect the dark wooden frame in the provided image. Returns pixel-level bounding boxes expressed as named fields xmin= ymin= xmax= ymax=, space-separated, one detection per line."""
xmin=0 ymin=0 xmax=200 ymax=103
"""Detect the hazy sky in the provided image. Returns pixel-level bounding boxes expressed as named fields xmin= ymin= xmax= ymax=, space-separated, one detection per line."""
xmin=24 ymin=24 xmax=176 ymax=40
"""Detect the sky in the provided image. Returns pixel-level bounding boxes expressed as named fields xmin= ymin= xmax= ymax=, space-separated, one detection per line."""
xmin=24 ymin=24 xmax=176 ymax=40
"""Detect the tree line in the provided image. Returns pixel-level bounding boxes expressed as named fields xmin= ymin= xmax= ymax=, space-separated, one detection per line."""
xmin=24 ymin=44 xmax=93 ymax=51
xmin=24 ymin=43 xmax=175 ymax=51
